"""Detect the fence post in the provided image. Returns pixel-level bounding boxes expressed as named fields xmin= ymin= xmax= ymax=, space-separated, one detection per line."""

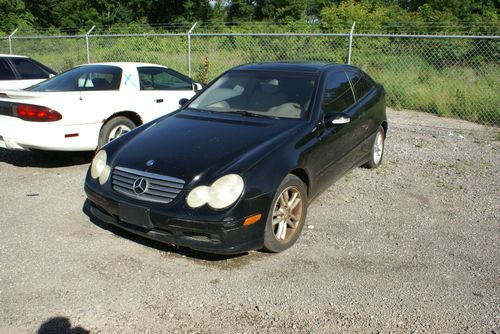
xmin=187 ymin=22 xmax=198 ymax=77
xmin=8 ymin=29 xmax=18 ymax=54
xmin=348 ymin=22 xmax=356 ymax=64
xmin=85 ymin=26 xmax=95 ymax=64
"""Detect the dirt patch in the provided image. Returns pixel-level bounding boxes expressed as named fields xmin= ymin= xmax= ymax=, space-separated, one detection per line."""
xmin=0 ymin=110 xmax=498 ymax=333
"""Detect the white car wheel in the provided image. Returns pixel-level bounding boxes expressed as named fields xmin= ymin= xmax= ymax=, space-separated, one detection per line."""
xmin=98 ymin=116 xmax=136 ymax=149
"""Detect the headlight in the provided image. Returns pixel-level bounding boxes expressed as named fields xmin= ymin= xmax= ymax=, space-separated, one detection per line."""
xmin=90 ymin=150 xmax=109 ymax=183
xmin=99 ymin=165 xmax=111 ymax=185
xmin=186 ymin=174 xmax=244 ymax=209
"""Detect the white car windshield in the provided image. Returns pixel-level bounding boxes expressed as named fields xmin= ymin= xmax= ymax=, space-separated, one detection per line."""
xmin=27 ymin=65 xmax=122 ymax=92
xmin=188 ymin=70 xmax=317 ymax=120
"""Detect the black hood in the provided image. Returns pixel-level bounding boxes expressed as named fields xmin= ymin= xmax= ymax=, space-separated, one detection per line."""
xmin=111 ymin=109 xmax=303 ymax=188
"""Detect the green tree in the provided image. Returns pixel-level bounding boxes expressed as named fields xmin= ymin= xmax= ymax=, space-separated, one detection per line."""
xmin=400 ymin=0 xmax=497 ymax=19
xmin=0 ymin=0 xmax=34 ymax=33
xmin=228 ymin=0 xmax=255 ymax=21
xmin=261 ymin=0 xmax=307 ymax=21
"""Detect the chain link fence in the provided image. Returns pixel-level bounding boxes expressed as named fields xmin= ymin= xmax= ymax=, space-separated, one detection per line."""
xmin=89 ymin=34 xmax=188 ymax=72
xmin=6 ymin=36 xmax=87 ymax=72
xmin=2 ymin=29 xmax=499 ymax=126
xmin=190 ymin=34 xmax=350 ymax=83
xmin=0 ymin=38 xmax=8 ymax=54
xmin=351 ymin=35 xmax=499 ymax=125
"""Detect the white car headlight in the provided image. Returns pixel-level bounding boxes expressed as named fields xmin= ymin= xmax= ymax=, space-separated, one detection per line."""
xmin=186 ymin=185 xmax=210 ymax=208
xmin=99 ymin=165 xmax=111 ymax=185
xmin=186 ymin=174 xmax=244 ymax=209
xmin=90 ymin=150 xmax=107 ymax=179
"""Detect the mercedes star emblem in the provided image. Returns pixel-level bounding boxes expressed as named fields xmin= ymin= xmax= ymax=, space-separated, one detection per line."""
xmin=133 ymin=177 xmax=149 ymax=194
xmin=146 ymin=159 xmax=155 ymax=167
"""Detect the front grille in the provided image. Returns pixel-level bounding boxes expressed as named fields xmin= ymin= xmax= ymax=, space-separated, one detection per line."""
xmin=111 ymin=166 xmax=185 ymax=204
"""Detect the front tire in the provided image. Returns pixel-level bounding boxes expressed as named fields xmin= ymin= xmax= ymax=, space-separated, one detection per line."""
xmin=263 ymin=174 xmax=307 ymax=253
xmin=364 ymin=125 xmax=385 ymax=169
xmin=98 ymin=116 xmax=136 ymax=149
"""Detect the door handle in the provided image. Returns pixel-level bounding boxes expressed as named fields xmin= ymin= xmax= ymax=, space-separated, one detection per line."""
xmin=331 ymin=116 xmax=350 ymax=125
xmin=155 ymin=99 xmax=164 ymax=103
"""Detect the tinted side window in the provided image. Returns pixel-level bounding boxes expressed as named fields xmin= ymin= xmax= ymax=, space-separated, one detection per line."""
xmin=322 ymin=71 xmax=355 ymax=114
xmin=348 ymin=71 xmax=375 ymax=99
xmin=11 ymin=58 xmax=49 ymax=79
xmin=28 ymin=65 xmax=122 ymax=92
xmin=138 ymin=67 xmax=192 ymax=90
xmin=0 ymin=59 xmax=16 ymax=80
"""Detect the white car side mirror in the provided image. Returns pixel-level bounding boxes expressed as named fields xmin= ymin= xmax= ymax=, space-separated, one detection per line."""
xmin=192 ymin=82 xmax=203 ymax=92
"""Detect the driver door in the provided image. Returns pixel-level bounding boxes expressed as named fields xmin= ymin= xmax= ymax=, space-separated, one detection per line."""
xmin=311 ymin=70 xmax=362 ymax=192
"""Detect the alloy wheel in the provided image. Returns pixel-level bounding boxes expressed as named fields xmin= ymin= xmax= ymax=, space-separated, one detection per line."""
xmin=272 ymin=186 xmax=303 ymax=242
xmin=108 ymin=124 xmax=131 ymax=143
xmin=373 ymin=130 xmax=384 ymax=165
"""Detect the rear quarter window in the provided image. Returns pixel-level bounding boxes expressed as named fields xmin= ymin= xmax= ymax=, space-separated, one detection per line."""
xmin=348 ymin=71 xmax=375 ymax=99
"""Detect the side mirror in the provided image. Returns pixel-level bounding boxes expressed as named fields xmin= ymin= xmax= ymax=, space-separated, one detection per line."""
xmin=49 ymin=74 xmax=55 ymax=78
xmin=325 ymin=113 xmax=350 ymax=127
xmin=192 ymin=82 xmax=203 ymax=92
xmin=179 ymin=98 xmax=189 ymax=108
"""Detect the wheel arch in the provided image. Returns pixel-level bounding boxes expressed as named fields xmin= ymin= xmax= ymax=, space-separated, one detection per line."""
xmin=381 ymin=120 xmax=388 ymax=135
xmin=104 ymin=111 xmax=143 ymax=127
xmin=288 ymin=168 xmax=310 ymax=196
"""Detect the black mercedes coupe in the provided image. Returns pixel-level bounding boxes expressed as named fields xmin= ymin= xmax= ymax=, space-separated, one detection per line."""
xmin=84 ymin=62 xmax=387 ymax=254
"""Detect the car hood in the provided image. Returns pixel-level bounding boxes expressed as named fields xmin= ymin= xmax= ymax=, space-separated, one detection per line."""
xmin=110 ymin=109 xmax=304 ymax=188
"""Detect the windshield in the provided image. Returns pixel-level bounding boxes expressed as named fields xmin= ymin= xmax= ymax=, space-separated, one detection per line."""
xmin=188 ymin=70 xmax=317 ymax=119
xmin=27 ymin=65 xmax=122 ymax=92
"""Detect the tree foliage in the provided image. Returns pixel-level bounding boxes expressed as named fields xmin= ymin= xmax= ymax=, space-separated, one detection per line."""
xmin=0 ymin=0 xmax=497 ymax=34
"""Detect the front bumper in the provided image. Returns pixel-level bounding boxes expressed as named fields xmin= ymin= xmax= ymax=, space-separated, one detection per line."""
xmin=84 ymin=183 xmax=268 ymax=255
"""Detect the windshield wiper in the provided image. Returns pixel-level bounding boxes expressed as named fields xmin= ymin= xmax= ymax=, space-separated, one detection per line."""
xmin=222 ymin=110 xmax=278 ymax=119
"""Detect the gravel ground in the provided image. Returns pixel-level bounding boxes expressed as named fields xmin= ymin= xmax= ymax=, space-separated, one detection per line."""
xmin=0 ymin=109 xmax=499 ymax=334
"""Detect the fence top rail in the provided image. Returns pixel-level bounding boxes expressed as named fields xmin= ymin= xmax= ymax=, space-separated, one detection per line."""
xmin=9 ymin=35 xmax=85 ymax=40
xmin=2 ymin=32 xmax=499 ymax=40
xmin=352 ymin=33 xmax=500 ymax=39
xmin=192 ymin=32 xmax=499 ymax=39
xmin=92 ymin=32 xmax=187 ymax=38
xmin=192 ymin=32 xmax=350 ymax=37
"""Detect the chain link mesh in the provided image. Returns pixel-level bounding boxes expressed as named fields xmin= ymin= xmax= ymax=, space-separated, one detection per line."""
xmin=89 ymin=35 xmax=188 ymax=74
xmin=190 ymin=35 xmax=349 ymax=83
xmin=0 ymin=38 xmax=9 ymax=54
xmin=10 ymin=37 xmax=87 ymax=72
xmin=5 ymin=32 xmax=499 ymax=126
xmin=352 ymin=36 xmax=500 ymax=126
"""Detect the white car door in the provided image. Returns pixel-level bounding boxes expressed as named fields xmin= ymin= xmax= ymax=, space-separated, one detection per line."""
xmin=135 ymin=66 xmax=197 ymax=119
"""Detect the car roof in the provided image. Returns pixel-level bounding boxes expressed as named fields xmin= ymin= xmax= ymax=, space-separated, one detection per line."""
xmin=89 ymin=62 xmax=169 ymax=69
xmin=233 ymin=62 xmax=347 ymax=73
xmin=0 ymin=54 xmax=29 ymax=58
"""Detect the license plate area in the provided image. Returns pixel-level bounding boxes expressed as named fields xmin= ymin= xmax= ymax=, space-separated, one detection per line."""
xmin=118 ymin=202 xmax=154 ymax=229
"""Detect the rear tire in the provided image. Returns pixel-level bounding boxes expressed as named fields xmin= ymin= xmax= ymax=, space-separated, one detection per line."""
xmin=364 ymin=125 xmax=385 ymax=169
xmin=263 ymin=174 xmax=307 ymax=253
xmin=98 ymin=116 xmax=136 ymax=149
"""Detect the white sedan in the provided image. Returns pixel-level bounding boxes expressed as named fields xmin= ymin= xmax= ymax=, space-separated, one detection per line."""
xmin=0 ymin=62 xmax=200 ymax=151
xmin=0 ymin=54 xmax=56 ymax=90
